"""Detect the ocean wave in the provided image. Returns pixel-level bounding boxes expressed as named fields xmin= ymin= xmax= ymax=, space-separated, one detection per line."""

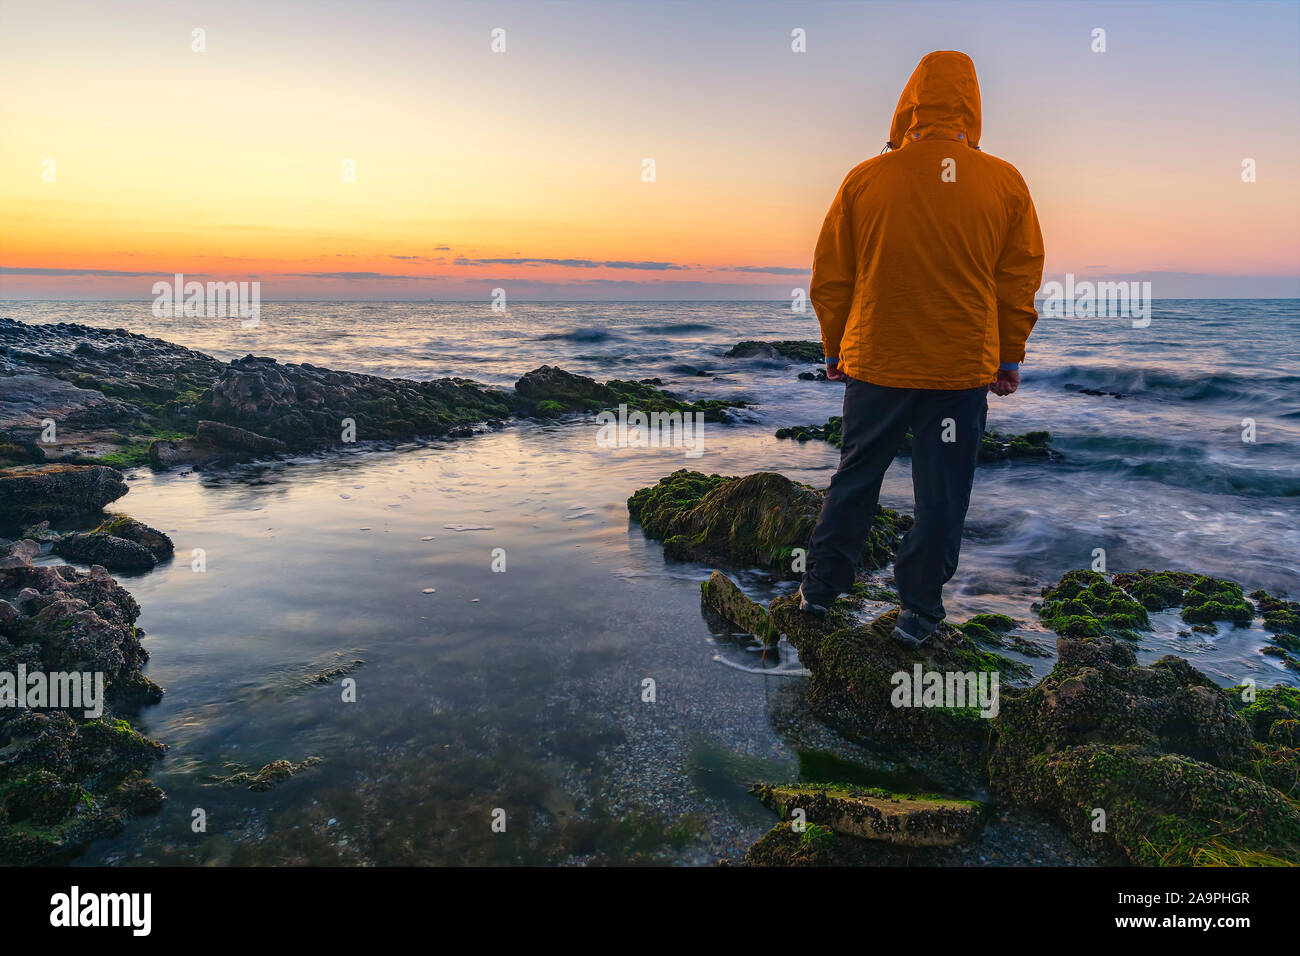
xmin=639 ymin=321 xmax=717 ymax=334
xmin=1058 ymin=450 xmax=1300 ymax=497
xmin=1041 ymin=363 xmax=1300 ymax=405
xmin=537 ymin=325 xmax=614 ymax=342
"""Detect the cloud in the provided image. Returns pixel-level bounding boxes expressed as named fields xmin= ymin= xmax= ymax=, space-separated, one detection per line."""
xmin=453 ymin=257 xmax=687 ymax=270
xmin=278 ymin=271 xmax=443 ymax=280
xmin=720 ymin=265 xmax=810 ymax=276
xmin=0 ymin=266 xmax=160 ymax=277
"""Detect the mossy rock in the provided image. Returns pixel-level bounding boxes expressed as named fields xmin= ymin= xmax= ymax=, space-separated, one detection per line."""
xmin=628 ymin=470 xmax=911 ymax=576
xmin=750 ymin=782 xmax=983 ymax=846
xmin=1112 ymin=569 xmax=1199 ymax=610
xmin=1250 ymin=589 xmax=1300 ymax=653
xmin=774 ymin=417 xmax=1060 ymax=462
xmin=724 ymin=340 xmax=824 ymax=363
xmin=957 ymin=613 xmax=1017 ymax=645
xmin=769 ymin=594 xmax=1023 ymax=792
xmin=513 ymin=365 xmax=743 ymax=422
xmin=1005 ymin=743 xmax=1300 ymax=866
xmin=700 ymin=571 xmax=778 ymax=646
xmin=1038 ymin=569 xmax=1150 ymax=640
xmin=744 ymin=821 xmax=875 ymax=866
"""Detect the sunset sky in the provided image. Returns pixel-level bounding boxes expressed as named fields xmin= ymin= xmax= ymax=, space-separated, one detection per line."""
xmin=2 ymin=0 xmax=1298 ymax=299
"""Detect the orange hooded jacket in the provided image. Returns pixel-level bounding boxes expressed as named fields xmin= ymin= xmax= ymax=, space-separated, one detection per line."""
xmin=811 ymin=51 xmax=1045 ymax=390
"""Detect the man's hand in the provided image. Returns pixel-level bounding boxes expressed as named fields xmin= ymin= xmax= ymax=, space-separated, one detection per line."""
xmin=989 ymin=368 xmax=1020 ymax=396
xmin=826 ymin=363 xmax=848 ymax=382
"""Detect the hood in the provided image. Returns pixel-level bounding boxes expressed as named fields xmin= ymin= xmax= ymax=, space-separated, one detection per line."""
xmin=888 ymin=51 xmax=981 ymax=149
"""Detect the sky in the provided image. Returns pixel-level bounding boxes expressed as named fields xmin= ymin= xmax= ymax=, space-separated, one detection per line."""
xmin=1 ymin=0 xmax=1298 ymax=300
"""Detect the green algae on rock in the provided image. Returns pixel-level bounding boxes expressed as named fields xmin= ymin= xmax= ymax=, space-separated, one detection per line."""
xmin=710 ymin=558 xmax=1300 ymax=866
xmin=512 ymin=365 xmax=743 ymax=422
xmin=628 ymin=469 xmax=911 ymax=575
xmin=1037 ymin=569 xmax=1151 ymax=641
xmin=700 ymin=571 xmax=778 ymax=646
xmin=1249 ymin=589 xmax=1300 ymax=659
xmin=744 ymin=820 xmax=877 ymax=866
xmin=0 ymin=541 xmax=166 ymax=864
xmin=750 ymin=782 xmax=983 ymax=846
xmin=957 ymin=613 xmax=1052 ymax=658
xmin=148 ymin=419 xmax=288 ymax=469
xmin=724 ymin=340 xmax=824 ymax=363
xmin=46 ymin=514 xmax=173 ymax=573
xmin=212 ymin=757 xmax=324 ymax=792
xmin=700 ymin=573 xmax=1024 ymax=792
xmin=1109 ymin=568 xmax=1255 ymax=627
xmin=774 ymin=415 xmax=1060 ymax=462
xmin=990 ymin=604 xmax=1300 ymax=865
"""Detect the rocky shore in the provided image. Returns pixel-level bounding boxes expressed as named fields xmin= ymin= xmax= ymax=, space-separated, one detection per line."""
xmin=0 ymin=318 xmax=743 ymax=473
xmin=627 ymin=470 xmax=1300 ymax=866
xmin=4 ymin=318 xmax=1296 ymax=867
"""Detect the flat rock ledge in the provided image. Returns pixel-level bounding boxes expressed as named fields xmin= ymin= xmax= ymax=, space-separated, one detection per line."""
xmin=751 ymin=783 xmax=983 ymax=847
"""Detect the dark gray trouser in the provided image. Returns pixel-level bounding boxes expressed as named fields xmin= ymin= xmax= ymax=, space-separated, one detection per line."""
xmin=801 ymin=378 xmax=988 ymax=621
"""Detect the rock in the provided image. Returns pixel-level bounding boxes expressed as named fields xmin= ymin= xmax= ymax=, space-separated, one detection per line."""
xmin=775 ymin=416 xmax=1061 ymax=462
xmin=89 ymin=515 xmax=173 ymax=560
xmin=704 ymin=570 xmax=1024 ymax=790
xmin=991 ymin=572 xmax=1300 ymax=865
xmin=958 ymin=612 xmax=1053 ymax=658
xmin=514 ymin=365 xmax=613 ymax=408
xmin=0 ymin=372 xmax=142 ymax=436
xmin=0 ymin=554 xmax=166 ymax=863
xmin=1037 ymin=569 xmax=1150 ymax=640
xmin=149 ymin=420 xmax=287 ymax=469
xmin=701 ymin=571 xmax=777 ymax=645
xmin=201 ymin=354 xmax=514 ymax=449
xmin=1 ymin=319 xmax=520 ymax=465
xmin=1250 ymin=589 xmax=1300 ymax=650
xmin=750 ymin=783 xmax=984 ymax=846
xmin=724 ymin=340 xmax=824 ymax=363
xmin=53 ymin=532 xmax=157 ymax=571
xmin=743 ymin=821 xmax=878 ymax=866
xmin=0 ymin=539 xmax=41 ymax=570
xmin=0 ymin=463 xmax=128 ymax=525
xmin=997 ymin=742 xmax=1299 ymax=866
xmin=768 ymin=593 xmax=1023 ymax=790
xmin=721 ymin=556 xmax=1300 ymax=865
xmin=0 ymin=441 xmax=45 ymax=466
xmin=513 ymin=365 xmax=743 ymax=422
xmin=0 ymin=318 xmax=224 ymax=463
xmin=628 ymin=470 xmax=911 ymax=575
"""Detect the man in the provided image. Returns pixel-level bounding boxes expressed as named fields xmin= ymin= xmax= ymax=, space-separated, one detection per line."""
xmin=798 ymin=50 xmax=1045 ymax=650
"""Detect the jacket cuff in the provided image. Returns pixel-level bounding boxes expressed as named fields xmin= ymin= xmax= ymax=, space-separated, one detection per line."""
xmin=825 ymin=356 xmax=839 ymax=367
xmin=998 ymin=361 xmax=1019 ymax=371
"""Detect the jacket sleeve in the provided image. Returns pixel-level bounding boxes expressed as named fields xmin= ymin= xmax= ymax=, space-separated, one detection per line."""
xmin=994 ymin=187 xmax=1045 ymax=364
xmin=810 ymin=177 xmax=856 ymax=361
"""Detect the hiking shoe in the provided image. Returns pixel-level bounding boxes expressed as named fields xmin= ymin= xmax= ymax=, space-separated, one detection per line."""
xmin=891 ymin=609 xmax=940 ymax=649
xmin=798 ymin=584 xmax=830 ymax=619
